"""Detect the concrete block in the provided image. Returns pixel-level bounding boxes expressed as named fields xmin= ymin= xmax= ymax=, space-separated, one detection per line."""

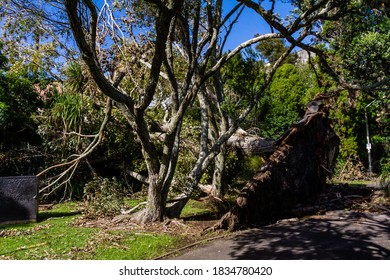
xmin=0 ymin=176 xmax=38 ymax=225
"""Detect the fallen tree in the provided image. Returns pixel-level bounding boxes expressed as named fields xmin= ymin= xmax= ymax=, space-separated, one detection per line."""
xmin=226 ymin=128 xmax=275 ymax=156
xmin=212 ymin=101 xmax=340 ymax=230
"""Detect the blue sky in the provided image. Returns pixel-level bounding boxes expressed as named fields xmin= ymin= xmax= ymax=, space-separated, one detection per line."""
xmin=222 ymin=1 xmax=294 ymax=50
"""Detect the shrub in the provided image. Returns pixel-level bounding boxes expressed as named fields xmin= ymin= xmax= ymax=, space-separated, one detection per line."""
xmin=83 ymin=177 xmax=125 ymax=218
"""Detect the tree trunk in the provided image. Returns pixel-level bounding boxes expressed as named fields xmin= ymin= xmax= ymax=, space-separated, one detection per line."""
xmin=211 ymin=144 xmax=226 ymax=198
xmin=213 ymin=103 xmax=340 ymax=230
xmin=133 ymin=123 xmax=182 ymax=223
xmin=210 ymin=43 xmax=229 ymax=199
xmin=137 ymin=173 xmax=165 ymax=222
xmin=226 ymin=128 xmax=275 ymax=155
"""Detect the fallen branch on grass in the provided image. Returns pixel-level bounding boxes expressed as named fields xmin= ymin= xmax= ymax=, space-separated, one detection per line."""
xmin=120 ymin=202 xmax=148 ymax=215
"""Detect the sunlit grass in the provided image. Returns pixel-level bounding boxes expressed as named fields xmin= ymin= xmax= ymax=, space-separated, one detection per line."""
xmin=180 ymin=199 xmax=212 ymax=218
xmin=0 ymin=203 xmax=94 ymax=259
xmin=0 ymin=199 xmax=210 ymax=260
xmin=90 ymin=231 xmax=179 ymax=260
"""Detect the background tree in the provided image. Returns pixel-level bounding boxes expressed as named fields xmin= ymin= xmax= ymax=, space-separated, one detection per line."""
xmin=257 ymin=63 xmax=319 ymax=139
xmin=256 ymin=38 xmax=297 ymax=65
xmin=0 ymin=42 xmax=42 ymax=175
xmin=0 ymin=0 xmax=74 ymax=82
xmin=322 ymin=0 xmax=389 ymax=177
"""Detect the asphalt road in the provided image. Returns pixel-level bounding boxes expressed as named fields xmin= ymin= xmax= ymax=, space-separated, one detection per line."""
xmin=171 ymin=210 xmax=390 ymax=260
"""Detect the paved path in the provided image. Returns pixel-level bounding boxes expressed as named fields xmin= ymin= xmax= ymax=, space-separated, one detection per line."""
xmin=171 ymin=211 xmax=390 ymax=260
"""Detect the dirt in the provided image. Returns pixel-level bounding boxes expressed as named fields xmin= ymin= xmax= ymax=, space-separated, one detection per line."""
xmin=72 ymin=211 xmax=219 ymax=238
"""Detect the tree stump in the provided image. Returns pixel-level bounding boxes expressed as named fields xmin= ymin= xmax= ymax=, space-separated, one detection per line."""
xmin=213 ymin=104 xmax=340 ymax=230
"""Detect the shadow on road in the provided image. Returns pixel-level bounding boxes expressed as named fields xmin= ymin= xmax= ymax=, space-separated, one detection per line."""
xmin=230 ymin=211 xmax=390 ymax=260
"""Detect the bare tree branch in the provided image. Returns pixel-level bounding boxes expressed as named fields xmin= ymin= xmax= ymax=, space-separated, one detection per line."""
xmin=65 ymin=0 xmax=136 ymax=112
xmin=219 ymin=4 xmax=245 ymax=55
xmin=38 ymin=97 xmax=112 ymax=194
xmin=205 ymin=33 xmax=283 ymax=80
xmin=125 ymin=170 xmax=149 ymax=185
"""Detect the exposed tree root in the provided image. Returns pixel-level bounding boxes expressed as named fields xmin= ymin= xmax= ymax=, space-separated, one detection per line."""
xmin=213 ymin=103 xmax=340 ymax=230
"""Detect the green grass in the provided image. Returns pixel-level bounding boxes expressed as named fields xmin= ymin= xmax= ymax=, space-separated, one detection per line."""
xmin=90 ymin=232 xmax=178 ymax=260
xmin=0 ymin=202 xmax=188 ymax=260
xmin=0 ymin=204 xmax=95 ymax=259
xmin=124 ymin=197 xmax=146 ymax=208
xmin=180 ymin=199 xmax=212 ymax=218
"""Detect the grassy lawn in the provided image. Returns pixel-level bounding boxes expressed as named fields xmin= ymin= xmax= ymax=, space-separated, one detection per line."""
xmin=2 ymin=181 xmax=387 ymax=260
xmin=180 ymin=199 xmax=212 ymax=218
xmin=0 ymin=200 xmax=211 ymax=260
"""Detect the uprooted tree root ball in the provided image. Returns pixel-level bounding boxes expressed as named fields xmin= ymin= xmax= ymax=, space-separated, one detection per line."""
xmin=213 ymin=103 xmax=340 ymax=230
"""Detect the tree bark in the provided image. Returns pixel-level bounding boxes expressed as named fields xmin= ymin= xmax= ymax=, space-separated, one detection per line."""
xmin=211 ymin=145 xmax=226 ymax=198
xmin=213 ymin=103 xmax=340 ymax=230
xmin=226 ymin=128 xmax=275 ymax=155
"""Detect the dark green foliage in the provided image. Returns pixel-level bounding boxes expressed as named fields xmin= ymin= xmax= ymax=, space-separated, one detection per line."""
xmin=256 ymin=38 xmax=297 ymax=65
xmin=222 ymin=51 xmax=262 ymax=97
xmin=330 ymin=91 xmax=364 ymax=161
xmin=0 ymin=72 xmax=40 ymax=148
xmin=0 ymin=42 xmax=40 ymax=147
xmin=220 ymin=51 xmax=266 ymax=122
xmin=221 ymin=51 xmax=265 ymax=130
xmin=343 ymin=30 xmax=390 ymax=85
xmin=324 ymin=2 xmax=390 ymax=93
xmin=0 ymin=43 xmax=44 ymax=176
xmin=0 ymin=42 xmax=7 ymax=70
xmin=323 ymin=2 xmax=389 ymax=176
xmin=257 ymin=63 xmax=318 ymax=138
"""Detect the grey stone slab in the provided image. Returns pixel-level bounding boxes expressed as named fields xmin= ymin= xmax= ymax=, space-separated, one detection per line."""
xmin=0 ymin=176 xmax=38 ymax=225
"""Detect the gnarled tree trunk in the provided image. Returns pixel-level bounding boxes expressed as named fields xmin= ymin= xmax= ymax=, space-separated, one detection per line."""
xmin=213 ymin=104 xmax=340 ymax=230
